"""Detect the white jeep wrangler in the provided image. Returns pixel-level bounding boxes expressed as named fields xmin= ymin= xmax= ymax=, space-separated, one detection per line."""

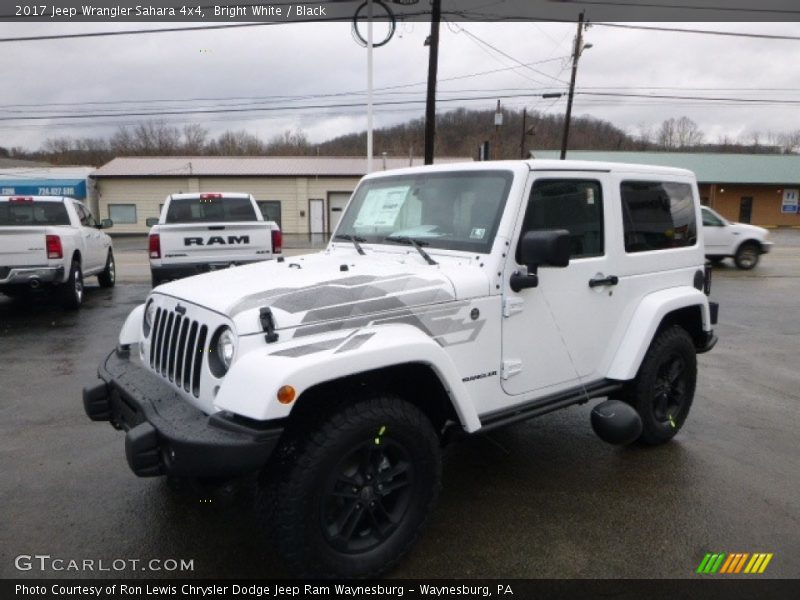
xmin=84 ymin=160 xmax=718 ymax=577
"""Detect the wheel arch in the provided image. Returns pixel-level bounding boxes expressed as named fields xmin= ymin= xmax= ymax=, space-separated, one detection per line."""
xmin=606 ymin=288 xmax=710 ymax=381
xmin=284 ymin=363 xmax=461 ymax=441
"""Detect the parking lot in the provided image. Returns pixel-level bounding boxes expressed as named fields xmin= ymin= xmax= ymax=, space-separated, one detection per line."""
xmin=1 ymin=232 xmax=799 ymax=579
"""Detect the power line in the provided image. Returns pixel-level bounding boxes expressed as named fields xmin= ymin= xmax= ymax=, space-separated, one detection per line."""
xmin=5 ymin=89 xmax=800 ymax=124
xmin=551 ymin=0 xmax=800 ymax=15
xmin=593 ymin=22 xmax=800 ymax=41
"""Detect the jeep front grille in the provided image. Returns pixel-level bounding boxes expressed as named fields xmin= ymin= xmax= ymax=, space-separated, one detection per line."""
xmin=149 ymin=307 xmax=208 ymax=397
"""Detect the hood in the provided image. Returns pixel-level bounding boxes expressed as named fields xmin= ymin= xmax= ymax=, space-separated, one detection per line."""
xmin=153 ymin=251 xmax=490 ymax=335
xmin=730 ymin=222 xmax=769 ymax=238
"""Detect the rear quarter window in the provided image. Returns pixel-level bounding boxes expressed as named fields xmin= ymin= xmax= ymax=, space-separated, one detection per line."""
xmin=0 ymin=201 xmax=70 ymax=226
xmin=620 ymin=181 xmax=697 ymax=252
xmin=165 ymin=197 xmax=257 ymax=224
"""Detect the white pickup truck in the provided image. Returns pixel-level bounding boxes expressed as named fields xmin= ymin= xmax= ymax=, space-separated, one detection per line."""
xmin=146 ymin=192 xmax=281 ymax=287
xmin=701 ymin=206 xmax=773 ymax=269
xmin=0 ymin=195 xmax=115 ymax=308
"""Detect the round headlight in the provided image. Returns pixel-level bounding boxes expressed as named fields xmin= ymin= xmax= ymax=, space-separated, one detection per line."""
xmin=216 ymin=327 xmax=236 ymax=371
xmin=143 ymin=300 xmax=157 ymax=337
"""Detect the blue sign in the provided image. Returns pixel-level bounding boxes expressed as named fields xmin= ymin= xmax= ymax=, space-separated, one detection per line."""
xmin=0 ymin=179 xmax=87 ymax=199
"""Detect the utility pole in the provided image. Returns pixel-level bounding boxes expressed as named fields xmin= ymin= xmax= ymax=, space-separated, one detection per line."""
xmin=423 ymin=0 xmax=441 ymax=165
xmin=560 ymin=11 xmax=587 ymax=160
xmin=520 ymin=108 xmax=527 ymax=158
xmin=492 ymin=99 xmax=503 ymax=159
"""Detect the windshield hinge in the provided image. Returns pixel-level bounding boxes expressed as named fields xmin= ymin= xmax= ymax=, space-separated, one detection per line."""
xmin=503 ymin=297 xmax=525 ymax=318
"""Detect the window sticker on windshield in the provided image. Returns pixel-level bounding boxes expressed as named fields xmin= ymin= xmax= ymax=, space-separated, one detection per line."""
xmin=353 ymin=186 xmax=409 ymax=228
xmin=586 ymin=188 xmax=595 ymax=205
xmin=470 ymin=227 xmax=486 ymax=240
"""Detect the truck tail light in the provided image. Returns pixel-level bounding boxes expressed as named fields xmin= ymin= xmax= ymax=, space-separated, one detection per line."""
xmin=149 ymin=233 xmax=161 ymax=259
xmin=271 ymin=228 xmax=282 ymax=254
xmin=45 ymin=235 xmax=63 ymax=259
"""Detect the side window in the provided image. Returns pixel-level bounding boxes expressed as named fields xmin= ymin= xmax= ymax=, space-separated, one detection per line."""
xmin=702 ymin=208 xmax=724 ymax=227
xmin=621 ymin=181 xmax=697 ymax=252
xmin=518 ymin=179 xmax=604 ymax=261
xmin=74 ymin=203 xmax=91 ymax=227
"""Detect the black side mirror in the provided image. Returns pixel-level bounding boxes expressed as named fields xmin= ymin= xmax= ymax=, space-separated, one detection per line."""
xmin=511 ymin=230 xmax=571 ymax=292
xmin=100 ymin=219 xmax=113 ymax=229
xmin=519 ymin=229 xmax=571 ymax=270
xmin=145 ymin=218 xmax=159 ymax=227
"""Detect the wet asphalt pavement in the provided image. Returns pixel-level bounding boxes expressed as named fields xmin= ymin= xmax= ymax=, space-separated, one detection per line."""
xmin=1 ymin=233 xmax=799 ymax=579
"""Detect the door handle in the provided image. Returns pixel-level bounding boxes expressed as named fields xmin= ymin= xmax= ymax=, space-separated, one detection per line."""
xmin=588 ymin=275 xmax=619 ymax=288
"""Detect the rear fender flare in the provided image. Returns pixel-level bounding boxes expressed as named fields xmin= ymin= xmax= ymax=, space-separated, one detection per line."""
xmin=606 ymin=288 xmax=711 ymax=381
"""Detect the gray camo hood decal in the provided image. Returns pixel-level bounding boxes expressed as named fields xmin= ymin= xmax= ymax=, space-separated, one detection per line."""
xmin=156 ymin=253 xmax=476 ymax=335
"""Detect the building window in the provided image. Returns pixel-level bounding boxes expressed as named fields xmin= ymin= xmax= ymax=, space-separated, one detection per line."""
xmin=109 ymin=204 xmax=137 ymax=224
xmin=257 ymin=200 xmax=282 ymax=228
xmin=621 ymin=181 xmax=697 ymax=252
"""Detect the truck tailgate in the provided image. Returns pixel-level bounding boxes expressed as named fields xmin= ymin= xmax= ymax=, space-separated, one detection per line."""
xmin=0 ymin=227 xmax=50 ymax=266
xmin=157 ymin=222 xmax=272 ymax=264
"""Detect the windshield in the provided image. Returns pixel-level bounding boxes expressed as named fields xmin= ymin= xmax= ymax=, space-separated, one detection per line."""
xmin=334 ymin=170 xmax=513 ymax=253
xmin=0 ymin=201 xmax=70 ymax=226
xmin=165 ymin=197 xmax=257 ymax=224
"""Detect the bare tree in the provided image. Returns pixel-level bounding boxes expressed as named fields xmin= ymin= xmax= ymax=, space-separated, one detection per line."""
xmin=182 ymin=124 xmax=208 ymax=154
xmin=674 ymin=116 xmax=703 ymax=147
xmin=207 ymin=130 xmax=265 ymax=155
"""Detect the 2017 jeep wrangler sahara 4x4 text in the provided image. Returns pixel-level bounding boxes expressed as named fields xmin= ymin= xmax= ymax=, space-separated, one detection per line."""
xmin=84 ymin=160 xmax=718 ymax=578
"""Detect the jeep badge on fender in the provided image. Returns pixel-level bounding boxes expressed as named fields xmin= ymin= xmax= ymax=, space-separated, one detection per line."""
xmin=84 ymin=160 xmax=718 ymax=578
xmin=145 ymin=192 xmax=281 ymax=286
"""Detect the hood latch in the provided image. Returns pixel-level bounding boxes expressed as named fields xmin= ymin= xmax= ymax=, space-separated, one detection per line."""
xmin=259 ymin=307 xmax=279 ymax=343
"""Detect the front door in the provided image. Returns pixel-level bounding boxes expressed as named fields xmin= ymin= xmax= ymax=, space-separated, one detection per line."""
xmin=501 ymin=174 xmax=626 ymax=398
xmin=309 ymin=199 xmax=325 ymax=236
xmin=701 ymin=207 xmax=729 ymax=254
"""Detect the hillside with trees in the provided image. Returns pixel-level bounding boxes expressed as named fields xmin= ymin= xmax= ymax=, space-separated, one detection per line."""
xmin=3 ymin=108 xmax=798 ymax=167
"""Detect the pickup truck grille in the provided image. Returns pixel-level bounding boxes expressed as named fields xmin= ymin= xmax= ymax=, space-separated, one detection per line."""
xmin=149 ymin=307 xmax=208 ymax=397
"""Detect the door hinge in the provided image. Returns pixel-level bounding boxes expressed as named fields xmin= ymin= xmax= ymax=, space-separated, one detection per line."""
xmin=502 ymin=359 xmax=523 ymax=379
xmin=503 ymin=297 xmax=525 ymax=318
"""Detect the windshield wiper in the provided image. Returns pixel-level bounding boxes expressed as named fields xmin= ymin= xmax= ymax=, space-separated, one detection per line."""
xmin=384 ymin=235 xmax=438 ymax=266
xmin=334 ymin=233 xmax=366 ymax=255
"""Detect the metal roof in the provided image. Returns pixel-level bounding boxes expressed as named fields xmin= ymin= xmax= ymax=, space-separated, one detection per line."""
xmin=92 ymin=156 xmax=473 ymax=178
xmin=530 ymin=150 xmax=800 ymax=185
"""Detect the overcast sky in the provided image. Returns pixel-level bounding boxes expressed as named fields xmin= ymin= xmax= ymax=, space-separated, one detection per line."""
xmin=1 ymin=19 xmax=799 ymax=152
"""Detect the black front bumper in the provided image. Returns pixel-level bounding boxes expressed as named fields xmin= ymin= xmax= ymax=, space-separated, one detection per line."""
xmin=83 ymin=349 xmax=283 ymax=478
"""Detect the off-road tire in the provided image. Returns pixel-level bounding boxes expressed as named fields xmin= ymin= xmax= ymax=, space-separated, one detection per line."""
xmin=269 ymin=395 xmax=441 ymax=578
xmin=734 ymin=242 xmax=760 ymax=270
xmin=98 ymin=250 xmax=116 ymax=288
xmin=60 ymin=259 xmax=83 ymax=309
xmin=630 ymin=325 xmax=697 ymax=445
